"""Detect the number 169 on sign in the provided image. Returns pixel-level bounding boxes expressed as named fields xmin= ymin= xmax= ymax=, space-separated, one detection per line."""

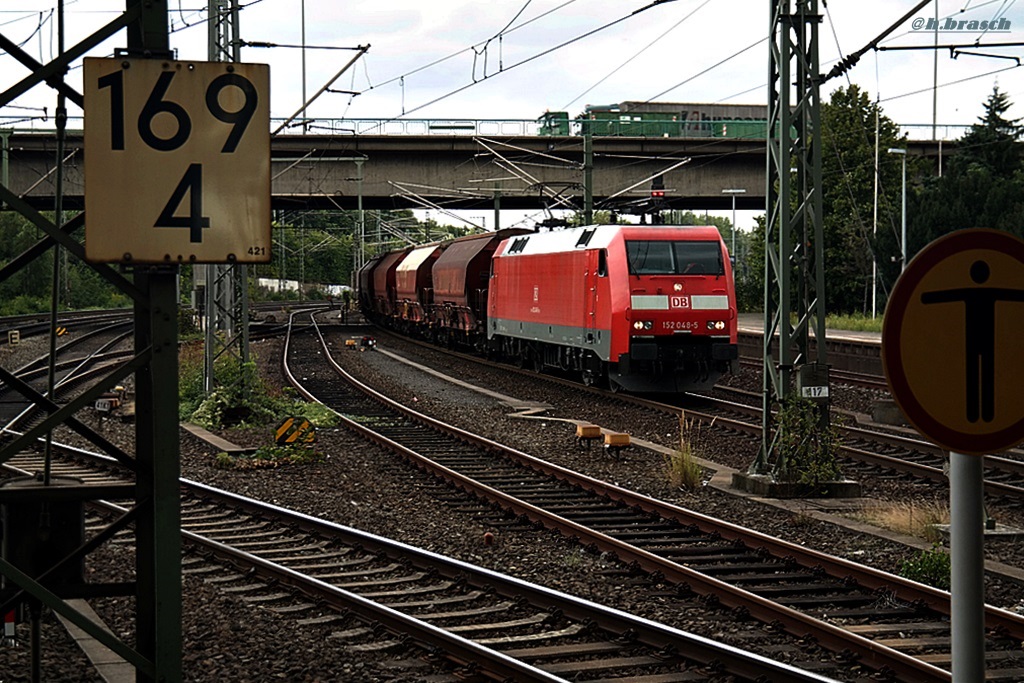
xmin=84 ymin=58 xmax=271 ymax=264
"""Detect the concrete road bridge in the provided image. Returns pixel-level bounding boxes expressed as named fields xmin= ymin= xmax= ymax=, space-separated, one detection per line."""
xmin=1 ymin=119 xmax=958 ymax=215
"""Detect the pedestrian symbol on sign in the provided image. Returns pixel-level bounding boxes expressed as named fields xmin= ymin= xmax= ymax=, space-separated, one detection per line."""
xmin=920 ymin=259 xmax=1024 ymax=423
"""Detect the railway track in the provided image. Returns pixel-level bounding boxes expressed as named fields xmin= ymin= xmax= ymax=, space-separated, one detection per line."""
xmin=691 ymin=386 xmax=1024 ymax=505
xmin=1 ymin=435 xmax=830 ymax=682
xmin=0 ymin=312 xmax=830 ymax=682
xmin=5 ymin=309 xmax=1022 ymax=680
xmin=286 ymin=313 xmax=1024 ymax=682
xmin=172 ymin=482 xmax=832 ymax=683
xmin=735 ymin=329 xmax=886 ymax=388
xmin=368 ymin=324 xmax=1024 ymax=507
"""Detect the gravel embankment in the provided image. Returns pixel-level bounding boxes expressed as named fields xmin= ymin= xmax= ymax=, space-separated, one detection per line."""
xmin=4 ymin=323 xmax=1023 ymax=682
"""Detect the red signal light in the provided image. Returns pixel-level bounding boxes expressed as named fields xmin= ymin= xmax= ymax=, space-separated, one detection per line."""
xmin=651 ymin=190 xmax=665 ymax=198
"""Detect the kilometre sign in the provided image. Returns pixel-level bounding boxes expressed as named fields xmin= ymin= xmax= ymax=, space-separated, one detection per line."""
xmin=84 ymin=57 xmax=270 ymax=264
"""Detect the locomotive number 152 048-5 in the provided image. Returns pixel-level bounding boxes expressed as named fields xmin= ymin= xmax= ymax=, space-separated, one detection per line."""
xmin=663 ymin=320 xmax=700 ymax=330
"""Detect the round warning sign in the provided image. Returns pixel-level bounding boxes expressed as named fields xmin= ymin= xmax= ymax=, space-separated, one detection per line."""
xmin=882 ymin=229 xmax=1024 ymax=455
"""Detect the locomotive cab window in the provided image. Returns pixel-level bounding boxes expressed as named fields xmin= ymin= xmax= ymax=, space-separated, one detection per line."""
xmin=598 ymin=249 xmax=608 ymax=277
xmin=626 ymin=240 xmax=724 ymax=276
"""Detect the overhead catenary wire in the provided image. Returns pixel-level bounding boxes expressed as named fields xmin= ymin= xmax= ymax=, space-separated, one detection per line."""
xmin=472 ymin=0 xmax=535 ymax=78
xmin=392 ymin=0 xmax=679 ymax=119
xmin=362 ymin=0 xmax=579 ymax=93
xmin=643 ymin=37 xmax=766 ymax=104
xmin=560 ymin=0 xmax=713 ymax=112
xmin=666 ymin=0 xmax=1022 ymax=120
xmin=880 ymin=62 xmax=1023 ymax=103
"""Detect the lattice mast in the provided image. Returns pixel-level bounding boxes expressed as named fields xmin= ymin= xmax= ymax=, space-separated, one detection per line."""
xmin=203 ymin=0 xmax=250 ymax=392
xmin=753 ymin=0 xmax=830 ymax=476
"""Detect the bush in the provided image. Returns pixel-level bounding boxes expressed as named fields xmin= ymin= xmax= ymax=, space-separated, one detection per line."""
xmin=825 ymin=313 xmax=883 ymax=333
xmin=898 ymin=544 xmax=951 ymax=590
xmin=179 ymin=346 xmax=340 ymax=430
xmin=774 ymin=396 xmax=842 ymax=485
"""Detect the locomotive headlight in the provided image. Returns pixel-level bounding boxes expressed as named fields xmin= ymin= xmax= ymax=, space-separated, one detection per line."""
xmin=707 ymin=320 xmax=726 ymax=330
xmin=633 ymin=320 xmax=653 ymax=331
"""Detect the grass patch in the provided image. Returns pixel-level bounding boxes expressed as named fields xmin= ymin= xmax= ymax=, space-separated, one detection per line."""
xmin=855 ymin=500 xmax=949 ymax=542
xmin=179 ymin=345 xmax=339 ymax=430
xmin=664 ymin=412 xmax=709 ymax=491
xmin=825 ymin=313 xmax=883 ymax=333
xmin=213 ymin=444 xmax=322 ymax=470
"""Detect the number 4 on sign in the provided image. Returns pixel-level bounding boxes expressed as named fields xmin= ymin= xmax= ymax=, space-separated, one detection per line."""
xmin=155 ymin=163 xmax=210 ymax=243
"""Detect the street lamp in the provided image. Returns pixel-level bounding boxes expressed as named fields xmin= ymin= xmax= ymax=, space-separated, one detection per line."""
xmin=721 ymin=188 xmax=746 ymax=262
xmin=888 ymin=148 xmax=907 ymax=272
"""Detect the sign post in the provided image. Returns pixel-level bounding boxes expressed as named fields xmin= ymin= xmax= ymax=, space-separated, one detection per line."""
xmin=882 ymin=228 xmax=1024 ymax=683
xmin=82 ymin=51 xmax=271 ymax=683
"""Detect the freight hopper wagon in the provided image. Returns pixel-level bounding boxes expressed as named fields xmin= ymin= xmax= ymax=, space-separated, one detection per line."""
xmin=357 ymin=229 xmax=529 ymax=343
xmin=487 ymin=225 xmax=738 ymax=392
xmin=429 ymin=229 xmax=530 ymax=348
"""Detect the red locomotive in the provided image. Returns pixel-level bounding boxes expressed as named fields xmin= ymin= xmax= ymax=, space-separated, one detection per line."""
xmin=358 ymin=224 xmax=738 ymax=393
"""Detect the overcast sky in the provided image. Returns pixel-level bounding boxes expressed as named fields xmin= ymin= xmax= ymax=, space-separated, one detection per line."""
xmin=2 ymin=1 xmax=1023 ymax=232
xmin=3 ymin=0 xmax=1024 ymax=135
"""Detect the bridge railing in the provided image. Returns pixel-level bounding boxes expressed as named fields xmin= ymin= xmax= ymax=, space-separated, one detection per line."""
xmin=280 ymin=118 xmax=544 ymax=137
xmin=0 ymin=116 xmax=973 ymax=142
xmin=898 ymin=123 xmax=970 ymax=141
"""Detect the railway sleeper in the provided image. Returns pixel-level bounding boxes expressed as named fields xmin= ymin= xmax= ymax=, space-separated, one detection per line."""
xmin=919 ymin=650 xmax=1024 ymax=666
xmin=475 ymin=624 xmax=587 ymax=646
xmin=501 ymin=641 xmax=626 ymax=660
xmin=541 ymin=655 xmax=692 ymax=675
xmin=750 ymin=584 xmax=854 ymax=600
xmin=410 ymin=601 xmax=517 ymax=621
xmin=379 ymin=591 xmax=486 ymax=609
xmin=445 ymin=613 xmax=551 ymax=635
xmin=775 ymin=594 xmax=889 ymax=607
xmin=807 ymin=605 xmax=923 ymax=619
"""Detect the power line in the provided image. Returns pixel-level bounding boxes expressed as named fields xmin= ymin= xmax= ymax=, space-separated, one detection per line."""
xmin=644 ymin=36 xmax=765 ymax=103
xmin=560 ymin=0 xmax=713 ymax=112
xmin=397 ymin=1 xmax=678 ymax=119
xmin=363 ymin=0 xmax=579 ymax=93
xmin=880 ymin=62 xmax=1022 ymax=103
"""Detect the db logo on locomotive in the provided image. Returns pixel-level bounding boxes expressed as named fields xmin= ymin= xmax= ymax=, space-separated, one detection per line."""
xmin=670 ymin=295 xmax=690 ymax=309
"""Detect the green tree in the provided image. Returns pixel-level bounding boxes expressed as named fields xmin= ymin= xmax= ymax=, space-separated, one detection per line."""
xmin=0 ymin=211 xmax=130 ymax=313
xmin=955 ymin=85 xmax=1022 ymax=175
xmin=820 ymin=84 xmax=906 ymax=314
xmin=737 ymin=215 xmax=766 ymax=313
xmin=910 ymin=85 xmax=1024 ymax=256
xmin=249 ymin=209 xmax=470 ymax=300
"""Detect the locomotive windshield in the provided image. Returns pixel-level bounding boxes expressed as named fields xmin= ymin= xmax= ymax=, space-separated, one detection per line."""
xmin=626 ymin=240 xmax=724 ymax=276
